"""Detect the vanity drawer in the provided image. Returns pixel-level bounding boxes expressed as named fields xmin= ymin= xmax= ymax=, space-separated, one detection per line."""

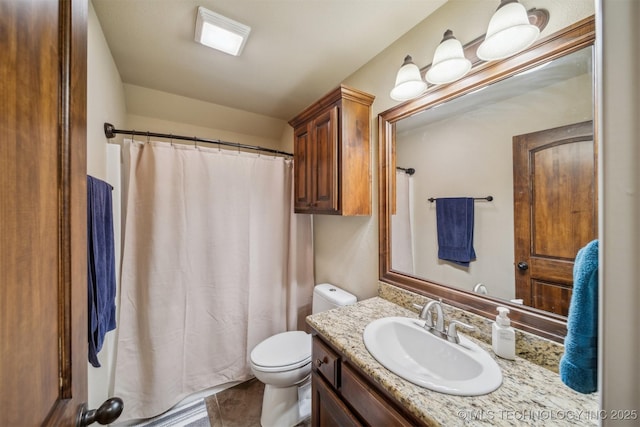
xmin=341 ymin=363 xmax=416 ymax=427
xmin=312 ymin=335 xmax=340 ymax=388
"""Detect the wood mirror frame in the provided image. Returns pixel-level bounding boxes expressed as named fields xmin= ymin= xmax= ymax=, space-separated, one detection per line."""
xmin=378 ymin=16 xmax=595 ymax=343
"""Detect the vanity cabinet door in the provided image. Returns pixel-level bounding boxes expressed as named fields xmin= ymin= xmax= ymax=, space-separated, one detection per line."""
xmin=341 ymin=363 xmax=416 ymax=427
xmin=312 ymin=372 xmax=363 ymax=427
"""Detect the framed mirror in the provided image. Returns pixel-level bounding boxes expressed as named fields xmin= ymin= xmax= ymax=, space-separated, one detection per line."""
xmin=378 ymin=16 xmax=595 ymax=342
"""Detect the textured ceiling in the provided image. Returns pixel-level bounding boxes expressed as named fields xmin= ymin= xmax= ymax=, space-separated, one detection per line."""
xmin=92 ymin=0 xmax=447 ymax=121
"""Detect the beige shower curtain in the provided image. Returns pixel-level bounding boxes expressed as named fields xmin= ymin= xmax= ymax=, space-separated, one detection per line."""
xmin=114 ymin=140 xmax=313 ymax=421
xmin=392 ymin=170 xmax=415 ymax=274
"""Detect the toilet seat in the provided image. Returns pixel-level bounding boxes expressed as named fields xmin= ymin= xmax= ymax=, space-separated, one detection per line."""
xmin=250 ymin=331 xmax=311 ymax=372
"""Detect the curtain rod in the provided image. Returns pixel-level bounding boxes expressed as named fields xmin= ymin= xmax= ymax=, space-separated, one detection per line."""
xmin=103 ymin=122 xmax=293 ymax=157
xmin=427 ymin=196 xmax=494 ymax=203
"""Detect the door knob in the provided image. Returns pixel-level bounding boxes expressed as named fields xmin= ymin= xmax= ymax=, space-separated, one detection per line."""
xmin=77 ymin=397 xmax=123 ymax=426
xmin=517 ymin=261 xmax=529 ymax=271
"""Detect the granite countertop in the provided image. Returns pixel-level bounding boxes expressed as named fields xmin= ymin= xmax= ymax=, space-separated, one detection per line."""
xmin=307 ymin=297 xmax=599 ymax=426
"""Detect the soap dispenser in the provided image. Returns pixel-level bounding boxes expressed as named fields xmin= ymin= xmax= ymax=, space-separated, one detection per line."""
xmin=492 ymin=307 xmax=515 ymax=360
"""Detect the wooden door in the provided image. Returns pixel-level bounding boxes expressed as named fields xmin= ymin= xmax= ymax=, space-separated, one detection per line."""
xmin=310 ymin=106 xmax=339 ymax=213
xmin=513 ymin=121 xmax=597 ymax=315
xmin=0 ymin=0 xmax=89 ymax=425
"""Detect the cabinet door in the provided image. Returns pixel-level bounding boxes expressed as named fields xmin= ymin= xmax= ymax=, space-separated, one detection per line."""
xmin=341 ymin=364 xmax=416 ymax=426
xmin=310 ymin=106 xmax=339 ymax=213
xmin=294 ymin=123 xmax=313 ymax=211
xmin=312 ymin=373 xmax=362 ymax=427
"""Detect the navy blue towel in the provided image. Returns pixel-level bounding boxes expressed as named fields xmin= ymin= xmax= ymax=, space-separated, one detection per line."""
xmin=435 ymin=198 xmax=476 ymax=267
xmin=87 ymin=175 xmax=117 ymax=368
xmin=560 ymin=239 xmax=599 ymax=393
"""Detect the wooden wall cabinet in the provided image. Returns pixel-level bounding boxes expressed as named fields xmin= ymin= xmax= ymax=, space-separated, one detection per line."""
xmin=289 ymin=85 xmax=375 ymax=215
xmin=311 ymin=335 xmax=420 ymax=426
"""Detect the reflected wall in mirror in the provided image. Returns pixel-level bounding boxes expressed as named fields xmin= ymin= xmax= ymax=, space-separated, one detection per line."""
xmin=379 ymin=17 xmax=595 ymax=342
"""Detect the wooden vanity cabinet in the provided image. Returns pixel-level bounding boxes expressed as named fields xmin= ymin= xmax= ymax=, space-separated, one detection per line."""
xmin=289 ymin=85 xmax=375 ymax=215
xmin=311 ymin=335 xmax=421 ymax=427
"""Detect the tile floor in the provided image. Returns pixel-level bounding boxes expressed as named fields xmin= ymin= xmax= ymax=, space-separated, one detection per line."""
xmin=205 ymin=378 xmax=311 ymax=427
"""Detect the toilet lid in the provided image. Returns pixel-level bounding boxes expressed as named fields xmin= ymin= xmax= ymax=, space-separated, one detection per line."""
xmin=251 ymin=331 xmax=311 ymax=370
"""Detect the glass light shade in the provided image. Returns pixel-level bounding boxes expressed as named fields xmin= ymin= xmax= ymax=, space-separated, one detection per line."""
xmin=476 ymin=0 xmax=540 ymax=61
xmin=390 ymin=55 xmax=427 ymax=101
xmin=425 ymin=30 xmax=471 ymax=85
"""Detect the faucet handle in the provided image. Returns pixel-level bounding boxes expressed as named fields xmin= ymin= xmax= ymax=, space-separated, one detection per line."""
xmin=446 ymin=319 xmax=475 ymax=344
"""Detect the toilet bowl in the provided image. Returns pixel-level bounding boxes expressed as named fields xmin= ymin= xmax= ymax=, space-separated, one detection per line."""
xmin=250 ymin=331 xmax=312 ymax=427
xmin=250 ymin=284 xmax=356 ymax=427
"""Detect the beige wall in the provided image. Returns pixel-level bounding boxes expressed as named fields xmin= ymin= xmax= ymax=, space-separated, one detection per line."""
xmin=123 ymin=84 xmax=289 ymax=145
xmin=86 ymin=1 xmax=127 ymax=409
xmin=599 ymin=0 xmax=640 ymax=421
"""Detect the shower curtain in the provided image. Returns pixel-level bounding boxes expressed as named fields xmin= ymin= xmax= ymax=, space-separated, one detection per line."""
xmin=392 ymin=170 xmax=415 ymax=274
xmin=114 ymin=140 xmax=314 ymax=421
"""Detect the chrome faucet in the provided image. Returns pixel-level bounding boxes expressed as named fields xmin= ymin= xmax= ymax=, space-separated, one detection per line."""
xmin=413 ymin=300 xmax=475 ymax=344
xmin=422 ymin=300 xmax=446 ymax=336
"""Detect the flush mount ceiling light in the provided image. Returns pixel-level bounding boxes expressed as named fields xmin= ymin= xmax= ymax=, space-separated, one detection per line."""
xmin=390 ymin=55 xmax=428 ymax=101
xmin=476 ymin=0 xmax=540 ymax=61
xmin=194 ymin=6 xmax=251 ymax=56
xmin=425 ymin=30 xmax=471 ymax=85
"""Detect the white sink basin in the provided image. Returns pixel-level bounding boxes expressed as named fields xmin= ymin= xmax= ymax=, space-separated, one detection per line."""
xmin=363 ymin=317 xmax=502 ymax=396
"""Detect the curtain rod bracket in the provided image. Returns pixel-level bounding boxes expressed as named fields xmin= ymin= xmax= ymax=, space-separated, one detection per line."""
xmin=104 ymin=122 xmax=116 ymax=139
xmin=396 ymin=166 xmax=416 ymax=176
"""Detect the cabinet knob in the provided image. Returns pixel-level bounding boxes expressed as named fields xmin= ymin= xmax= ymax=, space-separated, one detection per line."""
xmin=315 ymin=357 xmax=328 ymax=367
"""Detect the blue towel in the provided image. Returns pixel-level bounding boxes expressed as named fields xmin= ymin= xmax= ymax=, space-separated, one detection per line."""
xmin=87 ymin=176 xmax=117 ymax=368
xmin=435 ymin=198 xmax=476 ymax=266
xmin=559 ymin=239 xmax=599 ymax=393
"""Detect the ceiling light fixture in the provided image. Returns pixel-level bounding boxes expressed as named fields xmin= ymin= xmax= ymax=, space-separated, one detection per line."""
xmin=476 ymin=0 xmax=540 ymax=61
xmin=194 ymin=6 xmax=251 ymax=56
xmin=425 ymin=30 xmax=471 ymax=85
xmin=390 ymin=55 xmax=428 ymax=102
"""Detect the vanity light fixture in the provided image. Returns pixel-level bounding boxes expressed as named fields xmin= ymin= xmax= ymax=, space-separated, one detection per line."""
xmin=194 ymin=6 xmax=251 ymax=56
xmin=390 ymin=3 xmax=548 ymax=102
xmin=390 ymin=55 xmax=428 ymax=101
xmin=425 ymin=30 xmax=471 ymax=85
xmin=476 ymin=0 xmax=540 ymax=61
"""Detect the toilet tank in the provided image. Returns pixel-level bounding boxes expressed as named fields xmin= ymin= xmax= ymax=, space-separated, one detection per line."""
xmin=312 ymin=283 xmax=357 ymax=314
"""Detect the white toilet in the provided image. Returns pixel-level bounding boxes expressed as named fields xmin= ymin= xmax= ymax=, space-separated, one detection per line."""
xmin=250 ymin=283 xmax=356 ymax=427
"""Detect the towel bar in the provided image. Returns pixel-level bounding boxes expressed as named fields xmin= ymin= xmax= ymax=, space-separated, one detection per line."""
xmin=428 ymin=196 xmax=493 ymax=203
